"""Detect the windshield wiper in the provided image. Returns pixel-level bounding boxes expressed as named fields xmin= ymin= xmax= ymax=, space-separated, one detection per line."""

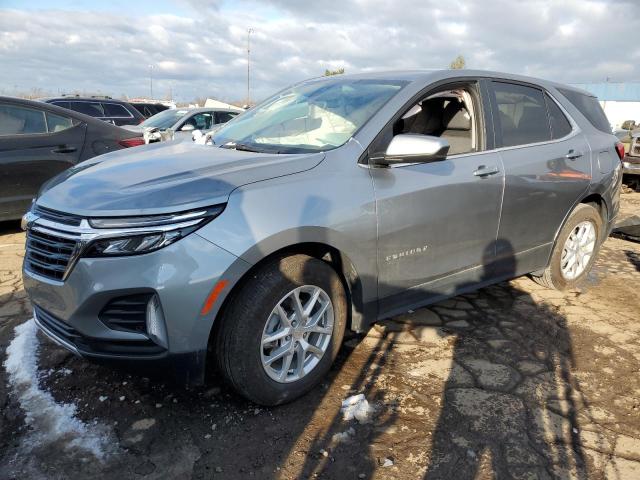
xmin=220 ymin=142 xmax=277 ymax=153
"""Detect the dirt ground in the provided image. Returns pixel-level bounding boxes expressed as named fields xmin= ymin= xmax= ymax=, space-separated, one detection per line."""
xmin=1 ymin=193 xmax=639 ymax=480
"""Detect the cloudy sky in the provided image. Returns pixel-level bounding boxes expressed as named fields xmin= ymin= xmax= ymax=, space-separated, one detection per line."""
xmin=0 ymin=0 xmax=637 ymax=103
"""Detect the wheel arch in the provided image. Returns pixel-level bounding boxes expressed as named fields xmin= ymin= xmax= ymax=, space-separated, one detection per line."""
xmin=208 ymin=241 xmax=372 ymax=355
xmin=543 ymin=191 xmax=609 ymax=271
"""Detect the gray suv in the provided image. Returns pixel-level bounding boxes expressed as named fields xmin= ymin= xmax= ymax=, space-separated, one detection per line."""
xmin=22 ymin=70 xmax=623 ymax=405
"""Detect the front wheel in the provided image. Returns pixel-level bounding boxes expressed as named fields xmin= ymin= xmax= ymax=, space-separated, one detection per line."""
xmin=215 ymin=254 xmax=347 ymax=405
xmin=532 ymin=203 xmax=603 ymax=290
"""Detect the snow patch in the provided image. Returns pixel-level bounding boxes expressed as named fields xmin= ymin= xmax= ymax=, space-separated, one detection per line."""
xmin=340 ymin=394 xmax=373 ymax=423
xmin=3 ymin=319 xmax=113 ymax=460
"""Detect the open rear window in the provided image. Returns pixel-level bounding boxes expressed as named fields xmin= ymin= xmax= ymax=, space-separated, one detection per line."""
xmin=558 ymin=88 xmax=611 ymax=133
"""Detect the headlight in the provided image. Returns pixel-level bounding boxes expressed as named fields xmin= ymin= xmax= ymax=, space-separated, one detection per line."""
xmin=84 ymin=205 xmax=224 ymax=257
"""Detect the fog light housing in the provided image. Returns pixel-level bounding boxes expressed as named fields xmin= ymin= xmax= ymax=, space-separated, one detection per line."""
xmin=146 ymin=295 xmax=169 ymax=349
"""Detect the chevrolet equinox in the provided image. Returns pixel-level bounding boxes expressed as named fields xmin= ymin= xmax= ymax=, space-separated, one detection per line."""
xmin=22 ymin=70 xmax=623 ymax=405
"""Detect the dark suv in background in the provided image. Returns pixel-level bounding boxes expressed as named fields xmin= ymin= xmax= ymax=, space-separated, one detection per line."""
xmin=42 ymin=96 xmax=145 ymax=126
xmin=129 ymin=102 xmax=170 ymax=119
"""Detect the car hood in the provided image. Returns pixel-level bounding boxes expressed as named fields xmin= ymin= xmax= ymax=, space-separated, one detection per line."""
xmin=37 ymin=141 xmax=325 ymax=216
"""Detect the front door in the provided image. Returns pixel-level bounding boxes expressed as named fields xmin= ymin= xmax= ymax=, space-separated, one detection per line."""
xmin=369 ymin=82 xmax=504 ymax=317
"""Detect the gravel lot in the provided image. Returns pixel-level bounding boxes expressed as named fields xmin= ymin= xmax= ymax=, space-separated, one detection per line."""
xmin=1 ymin=193 xmax=639 ymax=480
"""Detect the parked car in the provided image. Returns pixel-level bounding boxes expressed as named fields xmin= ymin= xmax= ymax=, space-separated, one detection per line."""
xmin=129 ymin=102 xmax=170 ymax=119
xmin=22 ymin=71 xmax=622 ymax=405
xmin=42 ymin=95 xmax=145 ymax=126
xmin=0 ymin=96 xmax=144 ymax=221
xmin=622 ymin=132 xmax=640 ymax=190
xmin=124 ymin=107 xmax=240 ymax=143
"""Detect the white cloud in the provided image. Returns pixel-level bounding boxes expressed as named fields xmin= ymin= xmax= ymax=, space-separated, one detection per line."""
xmin=0 ymin=0 xmax=637 ymax=103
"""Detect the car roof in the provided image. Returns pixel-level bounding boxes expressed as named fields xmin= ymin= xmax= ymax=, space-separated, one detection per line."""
xmin=301 ymin=69 xmax=594 ymax=97
xmin=42 ymin=96 xmax=127 ymax=102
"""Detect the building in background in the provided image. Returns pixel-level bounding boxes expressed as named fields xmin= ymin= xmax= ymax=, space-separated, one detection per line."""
xmin=573 ymin=82 xmax=640 ymax=130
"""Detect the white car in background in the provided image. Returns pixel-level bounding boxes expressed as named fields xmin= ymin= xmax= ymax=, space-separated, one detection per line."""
xmin=125 ymin=107 xmax=241 ymax=143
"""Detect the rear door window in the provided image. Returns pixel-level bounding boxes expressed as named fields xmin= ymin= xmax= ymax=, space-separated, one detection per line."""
xmin=557 ymin=88 xmax=611 ymax=133
xmin=491 ymin=82 xmax=551 ymax=147
xmin=545 ymin=94 xmax=572 ymax=139
xmin=102 ymin=103 xmax=132 ymax=118
xmin=0 ymin=104 xmax=47 ymax=135
xmin=68 ymin=101 xmax=104 ymax=117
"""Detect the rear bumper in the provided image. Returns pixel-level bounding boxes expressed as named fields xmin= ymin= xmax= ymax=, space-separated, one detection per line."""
xmin=623 ymin=156 xmax=640 ymax=175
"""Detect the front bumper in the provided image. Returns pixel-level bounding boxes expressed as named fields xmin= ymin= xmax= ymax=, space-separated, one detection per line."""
xmin=24 ymin=233 xmax=250 ymax=384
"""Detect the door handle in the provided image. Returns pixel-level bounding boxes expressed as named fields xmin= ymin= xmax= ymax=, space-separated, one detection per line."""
xmin=565 ymin=150 xmax=583 ymax=160
xmin=52 ymin=145 xmax=77 ymax=154
xmin=473 ymin=165 xmax=500 ymax=177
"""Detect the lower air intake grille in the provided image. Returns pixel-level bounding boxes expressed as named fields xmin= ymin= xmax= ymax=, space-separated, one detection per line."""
xmin=99 ymin=294 xmax=153 ymax=333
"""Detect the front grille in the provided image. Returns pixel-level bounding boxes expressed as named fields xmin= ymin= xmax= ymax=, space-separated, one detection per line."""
xmin=35 ymin=306 xmax=165 ymax=357
xmin=99 ymin=294 xmax=152 ymax=333
xmin=33 ymin=205 xmax=82 ymax=226
xmin=25 ymin=229 xmax=78 ymax=281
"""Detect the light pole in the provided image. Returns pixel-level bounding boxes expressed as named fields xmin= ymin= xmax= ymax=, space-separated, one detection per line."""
xmin=149 ymin=64 xmax=154 ymax=99
xmin=247 ymin=27 xmax=254 ymax=105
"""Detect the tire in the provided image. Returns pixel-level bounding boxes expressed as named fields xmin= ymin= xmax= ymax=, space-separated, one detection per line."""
xmin=532 ymin=203 xmax=603 ymax=290
xmin=215 ymin=254 xmax=347 ymax=406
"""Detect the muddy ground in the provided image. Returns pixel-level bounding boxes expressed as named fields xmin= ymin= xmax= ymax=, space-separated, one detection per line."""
xmin=0 ymin=193 xmax=639 ymax=480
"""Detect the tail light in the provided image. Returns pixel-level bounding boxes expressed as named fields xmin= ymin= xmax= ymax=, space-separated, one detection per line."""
xmin=615 ymin=142 xmax=625 ymax=161
xmin=119 ymin=137 xmax=145 ymax=148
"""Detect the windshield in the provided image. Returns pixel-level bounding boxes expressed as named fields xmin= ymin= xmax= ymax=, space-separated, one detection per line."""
xmin=213 ymin=78 xmax=407 ymax=153
xmin=141 ymin=109 xmax=189 ymax=129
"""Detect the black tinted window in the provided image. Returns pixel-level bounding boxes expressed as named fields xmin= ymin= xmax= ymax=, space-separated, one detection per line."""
xmin=545 ymin=94 xmax=572 ymax=139
xmin=558 ymin=88 xmax=611 ymax=133
xmin=51 ymin=101 xmax=70 ymax=110
xmin=216 ymin=111 xmax=238 ymax=123
xmin=68 ymin=101 xmax=104 ymax=117
xmin=0 ymin=104 xmax=47 ymax=135
xmin=102 ymin=103 xmax=131 ymax=117
xmin=492 ymin=82 xmax=551 ymax=147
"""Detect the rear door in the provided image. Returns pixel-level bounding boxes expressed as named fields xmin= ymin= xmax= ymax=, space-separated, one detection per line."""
xmin=489 ymin=80 xmax=591 ymax=274
xmin=0 ymin=103 xmax=85 ymax=219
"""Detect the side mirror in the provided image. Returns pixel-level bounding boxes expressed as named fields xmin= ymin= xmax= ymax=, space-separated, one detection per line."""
xmin=377 ymin=134 xmax=450 ymax=166
xmin=180 ymin=123 xmax=195 ymax=132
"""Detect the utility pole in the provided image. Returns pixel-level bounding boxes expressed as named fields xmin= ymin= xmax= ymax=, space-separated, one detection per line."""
xmin=247 ymin=27 xmax=254 ymax=105
xmin=149 ymin=64 xmax=154 ymax=99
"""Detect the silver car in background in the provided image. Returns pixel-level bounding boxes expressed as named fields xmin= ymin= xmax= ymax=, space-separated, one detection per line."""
xmin=22 ymin=70 xmax=622 ymax=405
xmin=125 ymin=106 xmax=241 ymax=143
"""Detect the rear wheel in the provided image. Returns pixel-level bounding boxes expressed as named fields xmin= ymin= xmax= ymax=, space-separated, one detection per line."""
xmin=215 ymin=254 xmax=347 ymax=405
xmin=532 ymin=204 xmax=603 ymax=290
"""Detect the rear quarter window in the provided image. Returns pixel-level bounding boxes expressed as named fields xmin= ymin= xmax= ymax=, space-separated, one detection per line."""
xmin=558 ymin=88 xmax=611 ymax=133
